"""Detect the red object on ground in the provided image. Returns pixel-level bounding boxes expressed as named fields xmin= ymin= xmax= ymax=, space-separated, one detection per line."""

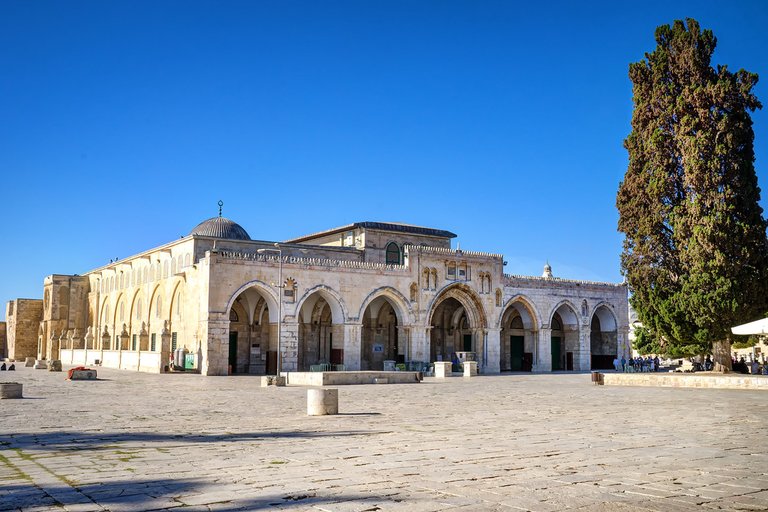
xmin=67 ymin=366 xmax=89 ymax=380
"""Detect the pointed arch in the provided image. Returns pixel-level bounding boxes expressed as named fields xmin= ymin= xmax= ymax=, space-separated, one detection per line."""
xmin=497 ymin=294 xmax=541 ymax=330
xmin=548 ymin=299 xmax=580 ymax=327
xmin=590 ymin=302 xmax=618 ymax=331
xmin=356 ymin=286 xmax=414 ymax=325
xmin=426 ymin=282 xmax=488 ymax=329
xmin=296 ymin=284 xmax=348 ymax=324
xmin=224 ymin=280 xmax=279 ymax=324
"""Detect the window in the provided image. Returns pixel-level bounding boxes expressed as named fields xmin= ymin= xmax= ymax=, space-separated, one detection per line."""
xmin=131 ymin=334 xmax=137 ymax=351
xmin=385 ymin=242 xmax=401 ymax=265
xmin=150 ymin=333 xmax=157 ymax=352
xmin=171 ymin=332 xmax=178 ymax=352
xmin=155 ymin=296 xmax=162 ymax=318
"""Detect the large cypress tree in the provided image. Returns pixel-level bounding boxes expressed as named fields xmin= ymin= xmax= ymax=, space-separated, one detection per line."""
xmin=617 ymin=18 xmax=768 ymax=367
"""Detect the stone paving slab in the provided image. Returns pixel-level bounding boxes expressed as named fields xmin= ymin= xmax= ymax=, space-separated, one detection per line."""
xmin=1 ymin=366 xmax=767 ymax=511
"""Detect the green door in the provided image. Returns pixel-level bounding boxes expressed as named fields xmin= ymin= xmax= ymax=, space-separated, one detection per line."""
xmin=510 ymin=336 xmax=524 ymax=371
xmin=551 ymin=336 xmax=562 ymax=371
xmin=463 ymin=334 xmax=472 ymax=352
xmin=228 ymin=332 xmax=238 ymax=374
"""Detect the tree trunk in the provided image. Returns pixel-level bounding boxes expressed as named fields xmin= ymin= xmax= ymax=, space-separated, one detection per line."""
xmin=712 ymin=338 xmax=732 ymax=371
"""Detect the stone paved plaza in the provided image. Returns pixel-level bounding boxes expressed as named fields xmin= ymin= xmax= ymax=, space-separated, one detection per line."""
xmin=1 ymin=367 xmax=767 ymax=511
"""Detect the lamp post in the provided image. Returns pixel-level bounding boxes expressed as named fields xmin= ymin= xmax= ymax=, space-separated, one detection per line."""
xmin=257 ymin=243 xmax=283 ymax=375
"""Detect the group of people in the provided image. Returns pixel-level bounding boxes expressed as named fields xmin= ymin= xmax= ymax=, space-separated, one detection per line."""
xmin=732 ymin=355 xmax=767 ymax=375
xmin=613 ymin=355 xmax=660 ymax=373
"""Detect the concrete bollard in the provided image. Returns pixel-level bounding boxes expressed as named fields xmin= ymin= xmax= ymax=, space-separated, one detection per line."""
xmin=307 ymin=388 xmax=338 ymax=416
xmin=34 ymin=360 xmax=48 ymax=370
xmin=434 ymin=361 xmax=452 ymax=379
xmin=48 ymin=360 xmax=62 ymax=372
xmin=25 ymin=357 xmax=35 ymax=367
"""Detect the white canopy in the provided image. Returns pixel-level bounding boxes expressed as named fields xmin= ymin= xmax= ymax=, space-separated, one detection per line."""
xmin=731 ymin=317 xmax=768 ymax=335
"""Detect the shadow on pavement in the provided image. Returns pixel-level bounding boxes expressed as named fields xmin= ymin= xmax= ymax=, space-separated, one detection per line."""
xmin=0 ymin=476 xmax=411 ymax=511
xmin=4 ymin=429 xmax=389 ymax=451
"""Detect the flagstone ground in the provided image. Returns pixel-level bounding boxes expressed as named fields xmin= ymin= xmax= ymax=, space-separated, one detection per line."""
xmin=1 ymin=366 xmax=766 ymax=511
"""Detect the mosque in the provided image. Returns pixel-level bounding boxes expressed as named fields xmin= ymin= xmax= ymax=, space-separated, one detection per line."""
xmin=3 ymin=206 xmax=629 ymax=376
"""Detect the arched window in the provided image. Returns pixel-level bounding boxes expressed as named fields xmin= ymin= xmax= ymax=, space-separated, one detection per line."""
xmin=135 ymin=299 xmax=142 ymax=320
xmin=229 ymin=309 xmax=239 ymax=322
xmin=155 ymin=296 xmax=162 ymax=318
xmin=385 ymin=242 xmax=401 ymax=265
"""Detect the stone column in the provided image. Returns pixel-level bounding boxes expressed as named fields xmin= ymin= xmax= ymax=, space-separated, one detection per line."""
xmin=160 ymin=322 xmax=172 ymax=371
xmin=200 ymin=317 xmax=229 ymax=376
xmin=533 ymin=327 xmax=552 ymax=372
xmin=485 ymin=327 xmax=501 ymax=374
xmin=139 ymin=322 xmax=149 ymax=351
xmin=83 ymin=328 xmax=93 ymax=362
xmin=49 ymin=330 xmax=59 ymax=360
xmin=71 ymin=329 xmax=83 ymax=350
xmin=617 ymin=326 xmax=630 ymax=360
xmin=119 ymin=324 xmax=129 ymax=351
xmin=281 ymin=319 xmax=299 ymax=372
xmin=409 ymin=326 xmax=430 ymax=363
xmin=343 ymin=323 xmax=362 ymax=371
xmin=396 ymin=326 xmax=410 ymax=361
xmin=577 ymin=325 xmax=591 ymax=371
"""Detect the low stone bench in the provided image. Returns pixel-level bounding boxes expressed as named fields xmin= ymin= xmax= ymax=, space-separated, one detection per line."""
xmin=0 ymin=382 xmax=23 ymax=399
xmin=373 ymin=378 xmax=388 ymax=384
xmin=307 ymin=388 xmax=338 ymax=415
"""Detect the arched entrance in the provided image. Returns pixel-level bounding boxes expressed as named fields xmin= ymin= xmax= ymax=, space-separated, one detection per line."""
xmin=500 ymin=299 xmax=537 ymax=372
xmin=590 ymin=305 xmax=618 ymax=370
xmin=227 ymin=285 xmax=276 ymax=375
xmin=297 ymin=289 xmax=346 ymax=371
xmin=428 ymin=284 xmax=487 ymax=369
xmin=361 ymin=297 xmax=400 ymax=370
xmin=550 ymin=303 xmax=579 ymax=371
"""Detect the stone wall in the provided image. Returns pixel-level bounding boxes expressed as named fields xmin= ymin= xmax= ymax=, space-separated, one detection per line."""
xmin=5 ymin=299 xmax=43 ymax=360
xmin=0 ymin=321 xmax=6 ymax=359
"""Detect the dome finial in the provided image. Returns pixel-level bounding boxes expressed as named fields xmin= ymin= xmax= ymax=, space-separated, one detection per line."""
xmin=218 ymin=200 xmax=223 ymax=217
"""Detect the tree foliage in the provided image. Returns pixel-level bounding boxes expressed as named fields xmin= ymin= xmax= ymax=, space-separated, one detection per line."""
xmin=617 ymin=19 xmax=768 ymax=359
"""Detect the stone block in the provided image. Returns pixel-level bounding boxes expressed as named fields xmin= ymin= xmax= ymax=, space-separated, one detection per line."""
xmin=0 ymin=382 xmax=23 ymax=399
xmin=34 ymin=360 xmax=48 ymax=369
xmin=24 ymin=357 xmax=35 ymax=367
xmin=307 ymin=388 xmax=338 ymax=415
xmin=260 ymin=376 xmax=286 ymax=387
xmin=69 ymin=370 xmax=97 ymax=380
xmin=463 ymin=361 xmax=478 ymax=377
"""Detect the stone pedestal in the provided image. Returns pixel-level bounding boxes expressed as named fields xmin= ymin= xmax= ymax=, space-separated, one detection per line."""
xmin=463 ymin=361 xmax=478 ymax=377
xmin=48 ymin=360 xmax=62 ymax=372
xmin=307 ymin=388 xmax=338 ymax=415
xmin=24 ymin=357 xmax=35 ymax=367
xmin=34 ymin=360 xmax=47 ymax=369
xmin=434 ymin=361 xmax=452 ymax=378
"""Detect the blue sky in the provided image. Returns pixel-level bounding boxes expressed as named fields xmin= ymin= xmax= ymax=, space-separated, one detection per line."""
xmin=1 ymin=0 xmax=767 ymax=320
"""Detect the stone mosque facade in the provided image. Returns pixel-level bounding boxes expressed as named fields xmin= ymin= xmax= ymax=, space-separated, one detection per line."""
xmin=4 ymin=214 xmax=629 ymax=376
